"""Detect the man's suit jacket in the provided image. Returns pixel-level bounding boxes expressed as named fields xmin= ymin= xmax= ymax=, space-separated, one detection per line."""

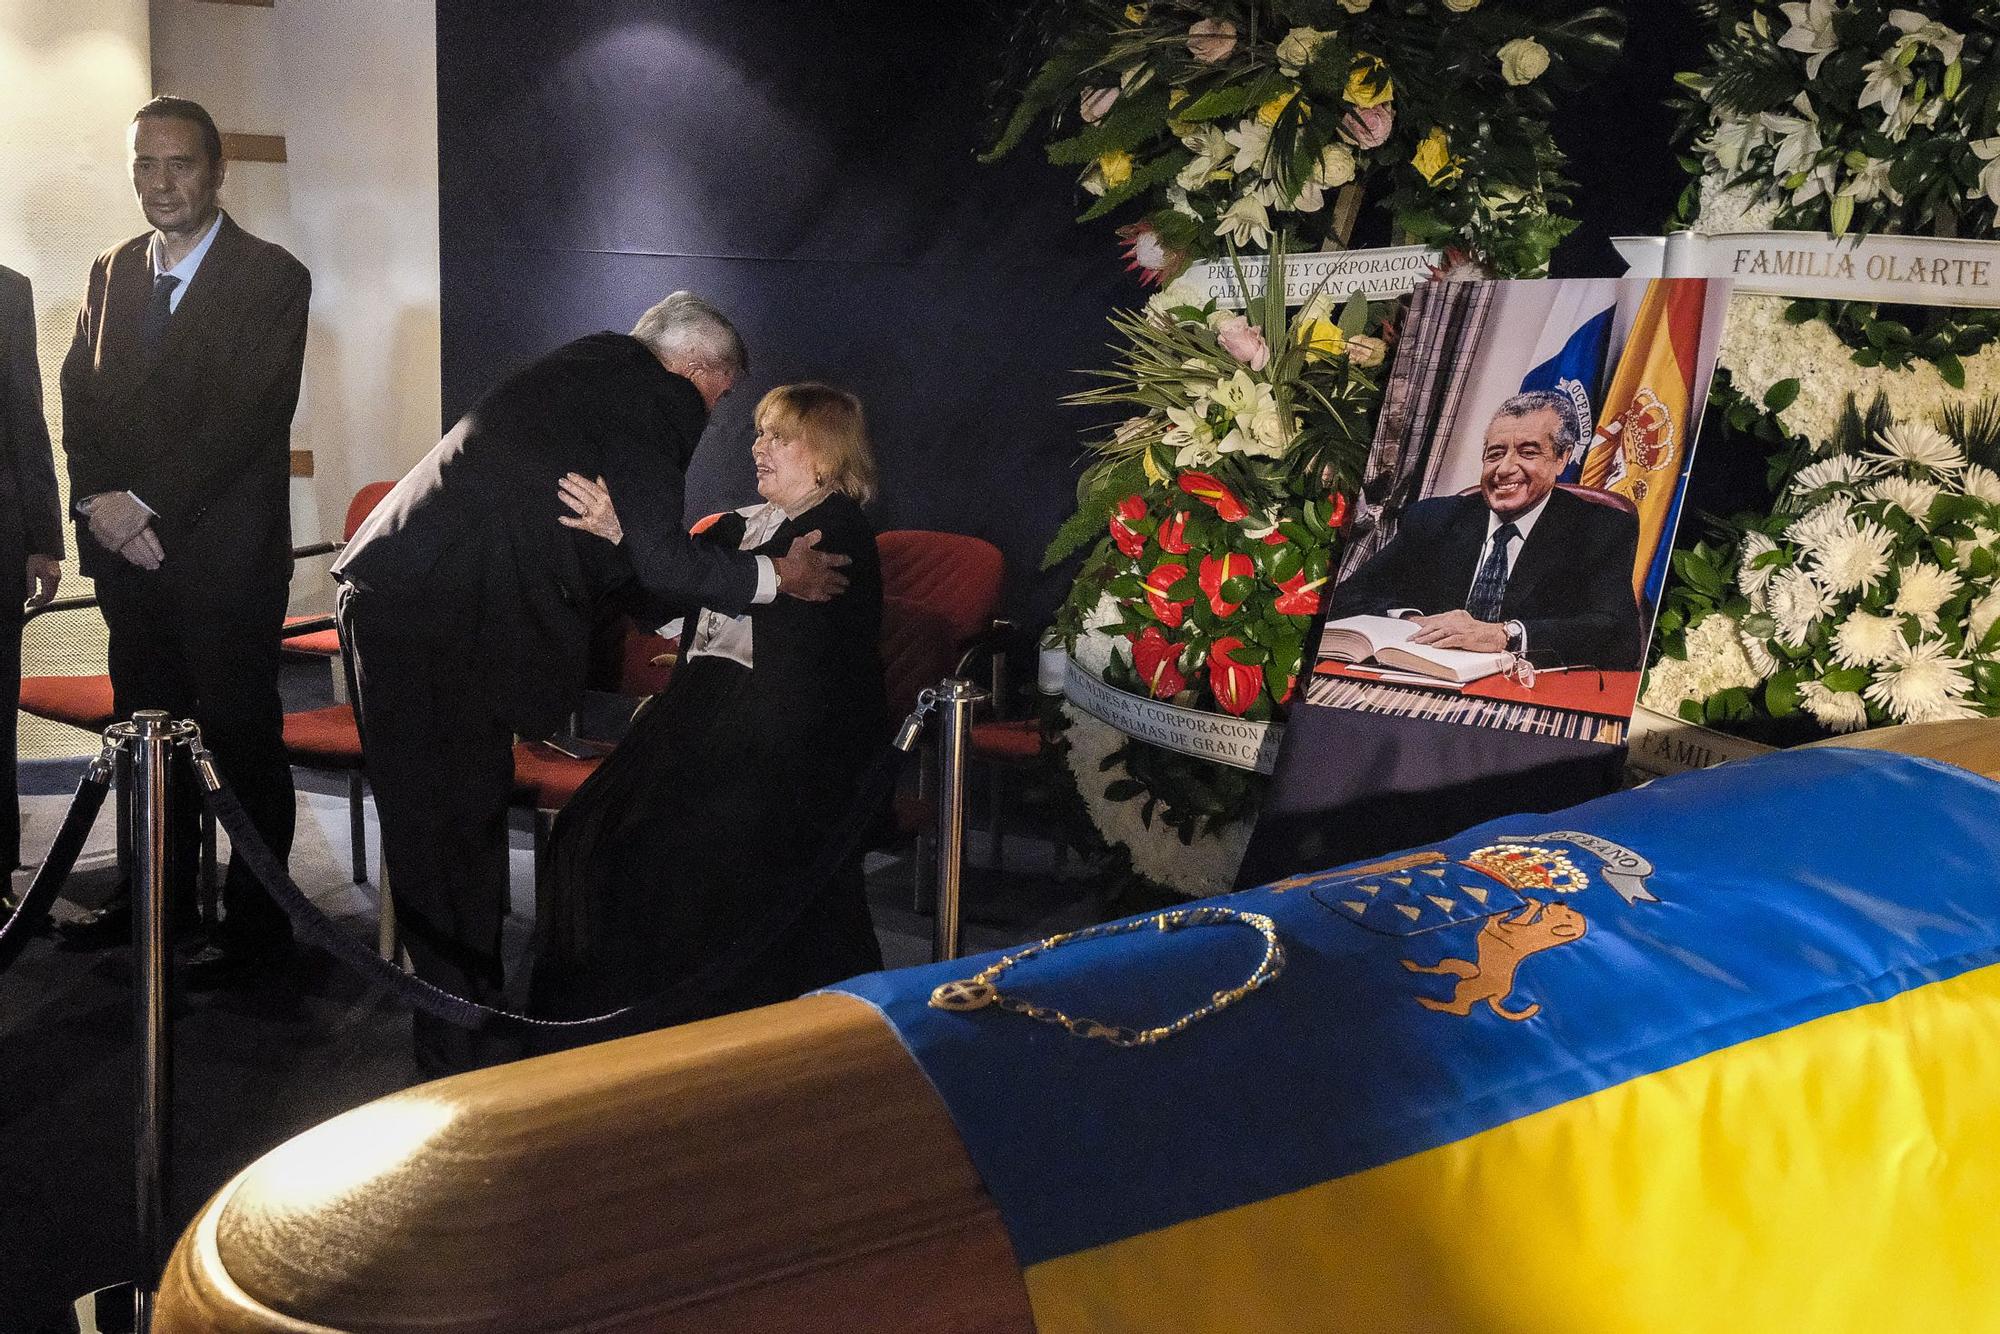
xmin=333 ymin=333 xmax=761 ymax=739
xmin=60 ymin=212 xmax=309 ymax=583
xmin=1327 ymin=487 xmax=1645 ymax=669
xmin=0 ymin=267 xmax=63 ymax=593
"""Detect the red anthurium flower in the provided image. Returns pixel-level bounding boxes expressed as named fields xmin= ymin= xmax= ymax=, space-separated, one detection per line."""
xmin=1260 ymin=529 xmax=1288 ymax=546
xmin=1109 ymin=493 xmax=1147 ymax=559
xmin=1128 ymin=626 xmax=1186 ymax=699
xmin=1273 ymin=570 xmax=1324 ymax=617
xmin=1208 ymin=637 xmax=1264 ymax=716
xmin=1144 ymin=561 xmax=1192 ymax=628
xmin=1177 ymin=471 xmax=1249 ymax=523
xmin=1155 ymin=510 xmax=1191 ymax=555
xmin=1328 ymin=492 xmax=1349 ymax=529
xmin=1198 ymin=552 xmax=1255 ymax=617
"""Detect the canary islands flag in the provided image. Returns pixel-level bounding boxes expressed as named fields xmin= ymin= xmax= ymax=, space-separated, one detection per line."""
xmin=1518 ymin=282 xmax=1616 ymax=479
xmin=832 ymin=747 xmax=2000 ymax=1332
xmin=1579 ymin=278 xmax=1711 ymax=603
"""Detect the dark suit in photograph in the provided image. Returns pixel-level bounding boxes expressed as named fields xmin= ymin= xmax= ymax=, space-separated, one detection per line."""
xmin=0 ymin=267 xmax=66 ymax=872
xmin=333 ymin=332 xmax=764 ymax=1070
xmin=60 ymin=212 xmax=310 ymax=948
xmin=1327 ymin=486 xmax=1645 ymax=670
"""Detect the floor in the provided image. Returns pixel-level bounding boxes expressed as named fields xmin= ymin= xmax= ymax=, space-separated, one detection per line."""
xmin=0 ymin=662 xmax=1105 ymax=1329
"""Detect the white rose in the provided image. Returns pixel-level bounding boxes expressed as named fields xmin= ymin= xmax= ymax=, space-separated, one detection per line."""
xmin=1314 ymin=143 xmax=1358 ymax=189
xmin=1275 ymin=27 xmax=1332 ymax=75
xmin=1497 ymin=37 xmax=1550 ymax=86
xmin=1337 ymin=0 xmax=1372 ymax=11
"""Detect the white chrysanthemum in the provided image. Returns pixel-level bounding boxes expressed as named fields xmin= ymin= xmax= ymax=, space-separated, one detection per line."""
xmin=1970 ymin=585 xmax=2000 ymax=646
xmin=1962 ymin=464 xmax=2000 ymax=505
xmin=1640 ymin=612 xmax=1766 ymax=713
xmin=1863 ymin=637 xmax=1978 ymax=723
xmin=1798 ymin=681 xmax=1870 ymax=733
xmin=1737 ymin=530 xmax=1782 ymax=595
xmin=1870 ymin=421 xmax=1966 ymax=475
xmin=1739 ymin=626 xmax=1781 ymax=678
xmin=1808 ymin=517 xmax=1896 ymax=594
xmin=1891 ymin=560 xmax=1964 ymax=628
xmin=1952 ymin=525 xmax=1998 ymax=571
xmin=1784 ymin=499 xmax=1853 ymax=558
xmin=1865 ymin=476 xmax=1941 ymax=525
xmin=1768 ymin=565 xmax=1836 ymax=647
xmin=1788 ymin=455 xmax=1872 ymax=499
xmin=1830 ymin=609 xmax=1902 ymax=668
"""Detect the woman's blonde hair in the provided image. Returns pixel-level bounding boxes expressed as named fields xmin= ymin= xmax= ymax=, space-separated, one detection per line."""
xmin=754 ymin=382 xmax=877 ymax=505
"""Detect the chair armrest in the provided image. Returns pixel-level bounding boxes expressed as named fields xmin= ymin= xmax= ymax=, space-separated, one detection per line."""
xmin=280 ymin=613 xmax=337 ymax=640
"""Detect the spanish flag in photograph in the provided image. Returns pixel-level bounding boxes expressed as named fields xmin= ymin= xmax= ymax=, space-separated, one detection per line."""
xmin=1578 ymin=279 xmax=1712 ymax=604
xmin=835 ymin=748 xmax=2000 ymax=1332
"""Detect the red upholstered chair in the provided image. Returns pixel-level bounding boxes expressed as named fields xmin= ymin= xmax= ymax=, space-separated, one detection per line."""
xmin=281 ymin=480 xmax=397 ymax=659
xmin=275 ymin=482 xmax=394 ymax=900
xmin=873 ymin=531 xmax=1005 ymax=909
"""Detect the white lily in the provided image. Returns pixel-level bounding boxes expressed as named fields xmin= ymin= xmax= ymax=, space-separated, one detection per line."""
xmin=1857 ymin=56 xmax=1912 ymax=122
xmin=1224 ymin=118 xmax=1273 ymax=176
xmin=1841 ymin=156 xmax=1897 ymax=204
xmin=1175 ymin=126 xmax=1232 ymax=192
xmin=1886 ymin=9 xmax=1964 ymax=67
xmin=1760 ymin=94 xmax=1822 ymax=177
xmin=1214 ymin=192 xmax=1272 ymax=248
xmin=1970 ymin=138 xmax=2000 ymax=209
xmin=1777 ymin=0 xmax=1839 ymax=78
xmin=1703 ymin=114 xmax=1767 ymax=173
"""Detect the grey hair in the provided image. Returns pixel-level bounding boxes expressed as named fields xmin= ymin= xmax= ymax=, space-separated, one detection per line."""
xmin=631 ymin=291 xmax=749 ymax=374
xmin=1491 ymin=389 xmax=1579 ymax=458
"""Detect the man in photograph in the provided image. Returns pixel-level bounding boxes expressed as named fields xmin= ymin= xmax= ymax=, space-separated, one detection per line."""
xmin=57 ymin=97 xmax=311 ymax=984
xmin=1327 ymin=389 xmax=1644 ymax=670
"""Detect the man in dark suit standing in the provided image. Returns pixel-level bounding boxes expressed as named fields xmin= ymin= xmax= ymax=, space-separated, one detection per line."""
xmin=1 ymin=266 xmax=66 ymax=873
xmin=334 ymin=291 xmax=847 ymax=1073
xmin=1329 ymin=390 xmax=1644 ymax=670
xmin=57 ymin=97 xmax=310 ymax=983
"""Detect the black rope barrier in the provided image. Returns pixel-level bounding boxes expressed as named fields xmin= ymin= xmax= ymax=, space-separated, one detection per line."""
xmin=193 ymin=734 xmax=913 ymax=1037
xmin=0 ymin=752 xmax=113 ymax=973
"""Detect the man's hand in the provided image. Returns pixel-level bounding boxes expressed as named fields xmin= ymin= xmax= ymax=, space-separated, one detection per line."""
xmin=118 ymin=528 xmax=164 ymax=571
xmin=773 ymin=530 xmax=851 ymax=603
xmin=23 ymin=555 xmax=60 ymax=609
xmin=1408 ymin=609 xmax=1507 ymax=653
xmin=83 ymin=491 xmax=152 ymax=555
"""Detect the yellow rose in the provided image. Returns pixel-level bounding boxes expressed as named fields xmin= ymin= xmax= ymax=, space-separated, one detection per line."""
xmin=1099 ymin=151 xmax=1135 ymax=190
xmin=1255 ymin=89 xmax=1308 ymax=127
xmin=1344 ymin=53 xmax=1394 ymax=108
xmin=1412 ymin=127 xmax=1458 ymax=185
xmin=1125 ymin=3 xmax=1148 ymax=22
xmin=1299 ymin=319 xmax=1347 ymax=361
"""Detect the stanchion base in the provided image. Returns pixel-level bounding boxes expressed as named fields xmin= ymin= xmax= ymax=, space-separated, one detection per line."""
xmin=57 ymin=1283 xmax=139 ymax=1334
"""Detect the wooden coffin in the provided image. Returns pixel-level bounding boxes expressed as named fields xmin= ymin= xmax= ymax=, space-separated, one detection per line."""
xmin=156 ymin=720 xmax=2000 ymax=1331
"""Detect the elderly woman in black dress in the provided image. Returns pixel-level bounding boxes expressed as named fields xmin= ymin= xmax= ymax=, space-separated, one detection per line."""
xmin=531 ymin=383 xmax=887 ymax=1035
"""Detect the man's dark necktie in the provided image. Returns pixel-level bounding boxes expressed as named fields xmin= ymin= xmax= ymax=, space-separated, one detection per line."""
xmin=1466 ymin=521 xmax=1519 ymax=622
xmin=140 ymin=273 xmax=180 ymax=364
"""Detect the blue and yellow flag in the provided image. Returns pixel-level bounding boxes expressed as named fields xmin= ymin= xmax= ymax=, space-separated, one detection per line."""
xmin=833 ymin=749 xmax=2000 ymax=1332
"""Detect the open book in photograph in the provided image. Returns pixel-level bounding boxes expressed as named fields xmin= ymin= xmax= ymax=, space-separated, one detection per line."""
xmin=1318 ymin=614 xmax=1511 ymax=684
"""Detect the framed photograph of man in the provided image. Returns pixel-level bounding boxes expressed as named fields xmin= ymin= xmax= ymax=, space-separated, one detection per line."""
xmin=1236 ymin=277 xmax=1730 ymax=888
xmin=1307 ymin=276 xmax=1731 ymax=740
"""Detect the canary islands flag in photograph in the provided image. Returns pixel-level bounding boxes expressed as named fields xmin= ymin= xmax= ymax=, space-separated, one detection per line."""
xmin=834 ymin=747 xmax=2000 ymax=1333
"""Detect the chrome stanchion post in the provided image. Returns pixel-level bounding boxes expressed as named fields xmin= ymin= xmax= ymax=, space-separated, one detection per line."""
xmin=128 ymin=710 xmax=175 ymax=1331
xmin=932 ymin=677 xmax=987 ymax=963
